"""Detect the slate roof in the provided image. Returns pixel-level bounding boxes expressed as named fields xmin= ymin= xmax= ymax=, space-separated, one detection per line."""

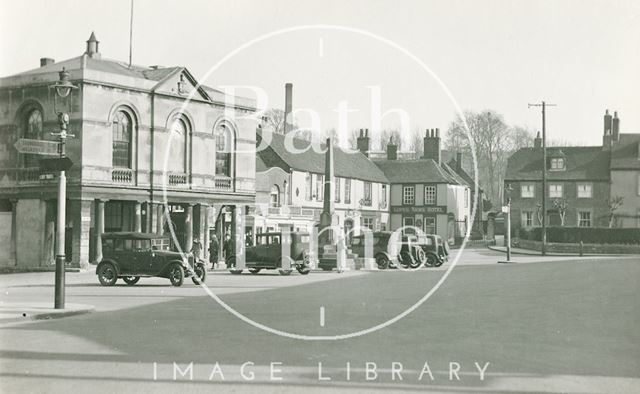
xmin=505 ymin=146 xmax=611 ymax=181
xmin=373 ymin=158 xmax=463 ymax=184
xmin=256 ymin=129 xmax=388 ymax=183
xmin=611 ymin=133 xmax=640 ymax=170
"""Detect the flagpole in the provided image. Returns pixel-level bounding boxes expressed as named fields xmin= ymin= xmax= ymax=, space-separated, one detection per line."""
xmin=128 ymin=0 xmax=134 ymax=68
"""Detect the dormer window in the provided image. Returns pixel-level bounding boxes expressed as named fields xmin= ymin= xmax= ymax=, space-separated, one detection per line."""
xmin=550 ymin=157 xmax=565 ymax=171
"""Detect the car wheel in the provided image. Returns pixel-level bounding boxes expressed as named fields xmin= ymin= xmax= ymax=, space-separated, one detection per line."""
xmin=191 ymin=264 xmax=206 ymax=285
xmin=433 ymin=255 xmax=444 ymax=267
xmin=249 ymin=268 xmax=261 ymax=275
xmin=375 ymin=254 xmax=389 ymax=269
xmin=278 ymin=269 xmax=293 ymax=276
xmin=97 ymin=263 xmax=118 ymax=286
xmin=410 ymin=249 xmax=426 ymax=269
xmin=123 ymin=276 xmax=140 ymax=285
xmin=169 ymin=264 xmax=184 ymax=287
xmin=425 ymin=253 xmax=438 ymax=267
xmin=296 ymin=265 xmax=311 ymax=275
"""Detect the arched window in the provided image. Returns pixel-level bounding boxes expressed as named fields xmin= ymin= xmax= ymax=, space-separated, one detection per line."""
xmin=270 ymin=185 xmax=280 ymax=207
xmin=24 ymin=109 xmax=43 ymax=167
xmin=169 ymin=117 xmax=188 ymax=173
xmin=112 ymin=110 xmax=133 ymax=168
xmin=215 ymin=124 xmax=233 ymax=177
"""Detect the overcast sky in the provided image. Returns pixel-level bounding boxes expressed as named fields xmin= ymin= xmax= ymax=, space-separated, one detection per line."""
xmin=1 ymin=0 xmax=638 ymax=146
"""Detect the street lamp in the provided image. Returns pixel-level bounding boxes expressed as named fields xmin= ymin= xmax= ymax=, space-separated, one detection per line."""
xmin=504 ymin=183 xmax=513 ymax=262
xmin=49 ymin=67 xmax=77 ymax=309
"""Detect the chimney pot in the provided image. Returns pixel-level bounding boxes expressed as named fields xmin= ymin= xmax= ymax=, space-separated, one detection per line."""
xmin=436 ymin=128 xmax=440 ymax=138
xmin=40 ymin=58 xmax=55 ymax=67
xmin=284 ymin=83 xmax=293 ymax=133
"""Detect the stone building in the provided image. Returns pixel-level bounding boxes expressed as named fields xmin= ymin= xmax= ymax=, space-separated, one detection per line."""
xmin=0 ymin=33 xmax=257 ymax=269
xmin=373 ymin=129 xmax=471 ymax=244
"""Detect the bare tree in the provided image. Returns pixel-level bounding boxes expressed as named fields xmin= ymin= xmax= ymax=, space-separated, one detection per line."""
xmin=263 ymin=108 xmax=285 ymax=134
xmin=606 ymin=196 xmax=624 ymax=228
xmin=553 ymin=198 xmax=569 ymax=226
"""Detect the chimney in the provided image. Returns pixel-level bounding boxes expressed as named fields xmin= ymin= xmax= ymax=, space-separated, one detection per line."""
xmin=40 ymin=58 xmax=55 ymax=67
xmin=534 ymin=131 xmax=542 ymax=149
xmin=284 ymin=83 xmax=293 ymax=133
xmin=603 ymin=129 xmax=612 ymax=150
xmin=612 ymin=111 xmax=620 ymax=142
xmin=85 ymin=31 xmax=101 ymax=59
xmin=386 ymin=141 xmax=398 ymax=160
xmin=422 ymin=128 xmax=441 ymax=164
xmin=356 ymin=128 xmax=370 ymax=156
xmin=604 ymin=109 xmax=612 ymax=136
xmin=456 ymin=152 xmax=462 ymax=171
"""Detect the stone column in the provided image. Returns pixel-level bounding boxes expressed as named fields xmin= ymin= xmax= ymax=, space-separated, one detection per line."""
xmin=70 ymin=199 xmax=92 ymax=270
xmin=156 ymin=204 xmax=164 ymax=234
xmin=9 ymin=199 xmax=17 ymax=266
xmin=185 ymin=204 xmax=194 ymax=251
xmin=134 ymin=202 xmax=142 ymax=233
xmin=233 ymin=205 xmax=245 ymax=270
xmin=202 ymin=204 xmax=210 ymax=263
xmin=93 ymin=199 xmax=105 ymax=263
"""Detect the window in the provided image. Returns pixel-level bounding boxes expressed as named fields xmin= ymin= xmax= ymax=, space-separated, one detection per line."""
xmin=522 ymin=211 xmax=534 ymax=227
xmin=424 ymin=217 xmax=436 ymax=234
xmin=24 ymin=109 xmax=43 ymax=167
xmin=215 ymin=124 xmax=232 ymax=177
xmin=577 ymin=183 xmax=592 ymax=198
xmin=403 ymin=186 xmax=415 ymax=205
xmin=403 ymin=217 xmax=415 ymax=234
xmin=316 ymin=174 xmax=323 ymax=201
xmin=549 ymin=184 xmax=563 ymax=198
xmin=381 ymin=185 xmax=387 ymax=208
xmin=344 ymin=178 xmax=351 ymax=203
xmin=169 ymin=117 xmax=188 ymax=173
xmin=362 ymin=217 xmax=374 ymax=230
xmin=305 ymin=173 xmax=312 ymax=201
xmin=363 ymin=182 xmax=372 ymax=206
xmin=334 ymin=177 xmax=341 ymax=203
xmin=270 ymin=185 xmax=280 ymax=207
xmin=550 ymin=158 xmax=565 ymax=171
xmin=521 ymin=184 xmax=535 ymax=198
xmin=464 ymin=188 xmax=469 ymax=208
xmin=112 ymin=110 xmax=132 ymax=168
xmin=424 ymin=185 xmax=436 ymax=205
xmin=105 ymin=202 xmax=133 ymax=232
xmin=578 ymin=211 xmax=592 ymax=227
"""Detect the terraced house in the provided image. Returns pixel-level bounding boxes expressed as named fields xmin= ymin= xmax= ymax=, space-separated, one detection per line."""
xmin=505 ymin=110 xmax=640 ymax=230
xmin=0 ymin=33 xmax=257 ymax=269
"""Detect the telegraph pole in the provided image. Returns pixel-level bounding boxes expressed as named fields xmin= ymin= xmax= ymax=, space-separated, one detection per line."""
xmin=528 ymin=101 xmax=556 ymax=256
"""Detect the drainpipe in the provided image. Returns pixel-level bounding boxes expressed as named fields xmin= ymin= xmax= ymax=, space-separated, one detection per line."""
xmin=149 ymin=90 xmax=156 ymax=232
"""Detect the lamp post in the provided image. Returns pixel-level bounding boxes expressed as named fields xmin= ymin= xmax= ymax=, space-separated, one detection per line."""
xmin=49 ymin=67 xmax=77 ymax=309
xmin=505 ymin=183 xmax=513 ymax=262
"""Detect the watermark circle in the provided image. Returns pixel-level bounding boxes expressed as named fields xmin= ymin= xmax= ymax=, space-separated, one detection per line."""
xmin=162 ymin=24 xmax=479 ymax=341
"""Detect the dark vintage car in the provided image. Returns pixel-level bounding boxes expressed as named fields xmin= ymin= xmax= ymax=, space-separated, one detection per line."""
xmin=96 ymin=232 xmax=207 ymax=287
xmin=350 ymin=231 xmax=426 ymax=269
xmin=416 ymin=234 xmax=449 ymax=267
xmin=226 ymin=232 xmax=311 ymax=276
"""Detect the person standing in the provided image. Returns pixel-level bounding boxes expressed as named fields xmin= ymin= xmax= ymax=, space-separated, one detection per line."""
xmin=209 ymin=234 xmax=219 ymax=270
xmin=223 ymin=233 xmax=234 ymax=267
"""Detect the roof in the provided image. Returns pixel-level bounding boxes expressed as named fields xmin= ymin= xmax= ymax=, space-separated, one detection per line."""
xmin=505 ymin=146 xmax=611 ymax=181
xmin=611 ymin=133 xmax=640 ymax=170
xmin=101 ymin=232 xmax=168 ymax=239
xmin=256 ymin=129 xmax=388 ymax=183
xmin=373 ymin=158 xmax=464 ymax=184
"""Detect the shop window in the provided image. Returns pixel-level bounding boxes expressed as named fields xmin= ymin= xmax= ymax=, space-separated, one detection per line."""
xmin=362 ymin=217 xmax=374 ymax=230
xmin=403 ymin=217 xmax=415 ymax=234
xmin=424 ymin=217 xmax=436 ymax=234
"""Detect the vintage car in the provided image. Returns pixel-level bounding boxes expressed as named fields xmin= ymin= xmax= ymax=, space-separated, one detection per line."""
xmin=226 ymin=232 xmax=312 ymax=276
xmin=416 ymin=234 xmax=449 ymax=267
xmin=96 ymin=232 xmax=207 ymax=287
xmin=350 ymin=231 xmax=426 ymax=269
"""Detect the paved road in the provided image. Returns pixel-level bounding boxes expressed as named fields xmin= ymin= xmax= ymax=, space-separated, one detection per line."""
xmin=1 ymin=249 xmax=638 ymax=393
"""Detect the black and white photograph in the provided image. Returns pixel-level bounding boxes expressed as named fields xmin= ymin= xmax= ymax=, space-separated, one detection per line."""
xmin=0 ymin=1 xmax=639 ymax=393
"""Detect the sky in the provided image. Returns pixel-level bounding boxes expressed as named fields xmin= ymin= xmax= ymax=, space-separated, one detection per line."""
xmin=1 ymin=0 xmax=638 ymax=147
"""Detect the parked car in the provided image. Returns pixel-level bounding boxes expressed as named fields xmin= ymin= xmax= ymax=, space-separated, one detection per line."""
xmin=96 ymin=232 xmax=207 ymax=286
xmin=416 ymin=234 xmax=449 ymax=267
xmin=226 ymin=232 xmax=312 ymax=276
xmin=350 ymin=231 xmax=426 ymax=269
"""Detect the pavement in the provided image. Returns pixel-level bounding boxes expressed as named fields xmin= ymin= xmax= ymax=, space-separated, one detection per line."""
xmin=1 ymin=249 xmax=638 ymax=393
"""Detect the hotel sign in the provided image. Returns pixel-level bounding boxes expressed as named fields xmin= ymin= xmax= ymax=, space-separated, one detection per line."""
xmin=391 ymin=205 xmax=446 ymax=214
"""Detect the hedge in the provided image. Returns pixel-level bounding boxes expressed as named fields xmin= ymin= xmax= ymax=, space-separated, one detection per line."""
xmin=518 ymin=226 xmax=640 ymax=245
